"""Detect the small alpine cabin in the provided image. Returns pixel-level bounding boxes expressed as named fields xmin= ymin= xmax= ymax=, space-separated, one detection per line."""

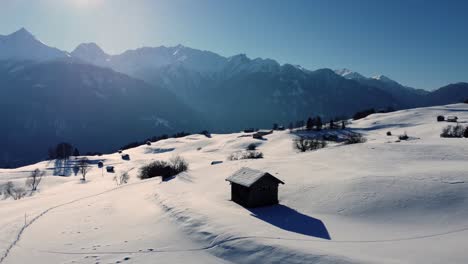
xmin=226 ymin=167 xmax=284 ymax=208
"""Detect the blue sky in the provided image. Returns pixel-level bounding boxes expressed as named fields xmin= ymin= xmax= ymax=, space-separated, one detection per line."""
xmin=0 ymin=0 xmax=467 ymax=90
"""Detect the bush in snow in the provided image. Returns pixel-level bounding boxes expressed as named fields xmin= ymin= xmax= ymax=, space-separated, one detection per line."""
xmin=464 ymin=127 xmax=468 ymax=138
xmin=169 ymin=155 xmax=189 ymax=174
xmin=26 ymin=168 xmax=44 ymax=192
xmin=441 ymin=124 xmax=465 ymax=138
xmin=246 ymin=143 xmax=257 ymax=151
xmin=79 ymin=158 xmax=90 ymax=181
xmin=344 ymin=133 xmax=367 ymax=144
xmin=2 ymin=181 xmax=27 ymax=200
xmin=437 ymin=115 xmax=445 ymax=122
xmin=294 ymin=137 xmax=327 ymax=152
xmin=114 ymin=172 xmax=130 ymax=185
xmin=139 ymin=156 xmax=188 ymax=180
xmin=228 ymin=151 xmax=264 ymax=160
xmin=398 ymin=132 xmax=409 ymax=140
xmin=386 ymin=131 xmax=392 ymax=136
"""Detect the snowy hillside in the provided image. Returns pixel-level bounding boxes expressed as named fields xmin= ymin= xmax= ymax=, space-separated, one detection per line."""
xmin=1 ymin=103 xmax=468 ymax=263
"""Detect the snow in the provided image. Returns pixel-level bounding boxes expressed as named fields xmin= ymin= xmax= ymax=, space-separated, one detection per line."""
xmin=334 ymin=68 xmax=367 ymax=80
xmin=1 ymin=104 xmax=468 ymax=263
xmin=226 ymin=167 xmax=283 ymax=187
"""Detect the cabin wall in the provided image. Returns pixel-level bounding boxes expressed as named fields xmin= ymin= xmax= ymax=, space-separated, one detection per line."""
xmin=231 ymin=183 xmax=251 ymax=207
xmin=230 ymin=176 xmax=281 ymax=208
xmin=249 ymin=179 xmax=279 ymax=207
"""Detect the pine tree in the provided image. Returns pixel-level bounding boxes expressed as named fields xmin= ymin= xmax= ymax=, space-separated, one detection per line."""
xmin=315 ymin=116 xmax=322 ymax=131
xmin=73 ymin=148 xmax=80 ymax=157
xmin=341 ymin=120 xmax=346 ymax=129
xmin=306 ymin=118 xmax=314 ymax=130
xmin=329 ymin=119 xmax=335 ymax=129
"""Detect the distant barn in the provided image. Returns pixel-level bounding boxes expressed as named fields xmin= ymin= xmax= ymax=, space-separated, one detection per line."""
xmin=226 ymin=167 xmax=284 ymax=208
xmin=106 ymin=166 xmax=114 ymax=173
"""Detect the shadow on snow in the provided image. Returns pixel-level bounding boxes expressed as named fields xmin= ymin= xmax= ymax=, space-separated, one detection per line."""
xmin=248 ymin=204 xmax=331 ymax=240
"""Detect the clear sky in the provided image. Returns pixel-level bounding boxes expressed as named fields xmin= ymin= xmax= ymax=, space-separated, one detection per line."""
xmin=0 ymin=0 xmax=467 ymax=90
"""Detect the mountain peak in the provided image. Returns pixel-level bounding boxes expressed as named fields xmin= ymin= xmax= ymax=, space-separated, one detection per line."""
xmin=372 ymin=74 xmax=396 ymax=84
xmin=73 ymin=43 xmax=107 ymax=55
xmin=0 ymin=28 xmax=67 ymax=61
xmin=9 ymin=27 xmax=35 ymax=40
xmin=335 ymin=68 xmax=366 ymax=80
xmin=71 ymin=43 xmax=109 ymax=64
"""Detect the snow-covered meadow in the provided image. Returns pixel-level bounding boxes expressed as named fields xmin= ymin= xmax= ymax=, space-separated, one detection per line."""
xmin=1 ymin=104 xmax=468 ymax=264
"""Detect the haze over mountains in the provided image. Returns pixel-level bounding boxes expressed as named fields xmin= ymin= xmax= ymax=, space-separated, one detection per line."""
xmin=1 ymin=28 xmax=467 ymax=167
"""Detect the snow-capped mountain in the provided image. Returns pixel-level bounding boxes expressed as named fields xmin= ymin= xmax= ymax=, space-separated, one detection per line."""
xmin=1 ymin=28 xmax=468 ymax=167
xmin=334 ymin=68 xmax=367 ymax=81
xmin=372 ymin=74 xmax=397 ymax=84
xmin=335 ymin=68 xmax=430 ymax=107
xmin=0 ymin=59 xmax=204 ymax=167
xmin=72 ymin=44 xmax=229 ymax=76
xmin=0 ymin=28 xmax=68 ymax=61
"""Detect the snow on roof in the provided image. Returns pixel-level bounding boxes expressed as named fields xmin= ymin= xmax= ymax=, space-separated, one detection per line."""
xmin=226 ymin=167 xmax=284 ymax=187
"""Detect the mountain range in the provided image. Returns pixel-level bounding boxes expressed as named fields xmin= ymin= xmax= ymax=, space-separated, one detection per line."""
xmin=1 ymin=28 xmax=467 ymax=167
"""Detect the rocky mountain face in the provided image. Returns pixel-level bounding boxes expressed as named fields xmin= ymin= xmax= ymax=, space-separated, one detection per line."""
xmin=0 ymin=59 xmax=204 ymax=167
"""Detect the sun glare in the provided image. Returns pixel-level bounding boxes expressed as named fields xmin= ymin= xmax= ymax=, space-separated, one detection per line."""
xmin=70 ymin=0 xmax=102 ymax=8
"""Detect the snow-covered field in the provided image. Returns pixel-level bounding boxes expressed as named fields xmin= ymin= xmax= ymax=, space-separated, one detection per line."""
xmin=1 ymin=104 xmax=468 ymax=263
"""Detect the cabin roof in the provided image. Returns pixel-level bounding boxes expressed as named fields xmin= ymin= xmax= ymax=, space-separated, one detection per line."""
xmin=226 ymin=167 xmax=284 ymax=188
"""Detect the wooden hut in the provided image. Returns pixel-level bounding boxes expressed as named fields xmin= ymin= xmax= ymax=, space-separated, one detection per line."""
xmin=226 ymin=167 xmax=284 ymax=208
xmin=106 ymin=166 xmax=114 ymax=173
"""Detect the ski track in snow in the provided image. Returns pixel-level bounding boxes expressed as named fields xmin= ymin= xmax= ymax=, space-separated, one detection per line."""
xmin=18 ymin=224 xmax=468 ymax=257
xmin=0 ymin=177 xmax=154 ymax=263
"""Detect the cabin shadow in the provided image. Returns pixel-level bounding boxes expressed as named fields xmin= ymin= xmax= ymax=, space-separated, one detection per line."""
xmin=248 ymin=204 xmax=331 ymax=240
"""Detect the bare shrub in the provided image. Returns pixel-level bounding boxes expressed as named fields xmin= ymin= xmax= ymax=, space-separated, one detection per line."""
xmin=12 ymin=187 xmax=27 ymax=200
xmin=79 ymin=158 xmax=90 ymax=181
xmin=228 ymin=151 xmax=264 ymax=160
xmin=344 ymin=133 xmax=367 ymax=144
xmin=114 ymin=172 xmax=130 ymax=185
xmin=246 ymin=143 xmax=257 ymax=151
xmin=398 ymin=132 xmax=409 ymax=140
xmin=1 ymin=181 xmax=14 ymax=199
xmin=26 ymin=168 xmax=44 ymax=191
xmin=294 ymin=137 xmax=327 ymax=152
xmin=170 ymin=155 xmax=189 ymax=173
xmin=441 ymin=124 xmax=465 ymax=138
xmin=139 ymin=156 xmax=189 ymax=180
xmin=3 ymin=182 xmax=26 ymax=200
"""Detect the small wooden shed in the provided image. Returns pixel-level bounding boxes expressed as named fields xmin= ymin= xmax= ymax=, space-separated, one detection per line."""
xmin=226 ymin=167 xmax=284 ymax=208
xmin=106 ymin=166 xmax=114 ymax=173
